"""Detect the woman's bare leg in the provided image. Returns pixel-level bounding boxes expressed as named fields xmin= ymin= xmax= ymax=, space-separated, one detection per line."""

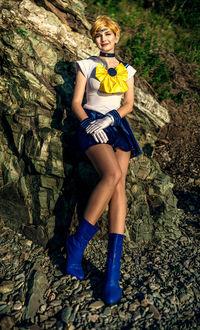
xmin=108 ymin=148 xmax=131 ymax=234
xmin=84 ymin=144 xmax=122 ymax=225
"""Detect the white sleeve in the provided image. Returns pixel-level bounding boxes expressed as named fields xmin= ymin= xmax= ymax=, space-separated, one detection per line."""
xmin=127 ymin=65 xmax=136 ymax=80
xmin=76 ymin=59 xmax=89 ymax=78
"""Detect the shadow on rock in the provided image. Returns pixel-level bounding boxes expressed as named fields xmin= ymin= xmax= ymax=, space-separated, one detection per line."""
xmin=48 ymin=61 xmax=99 ymax=272
xmin=48 ymin=249 xmax=104 ymax=300
xmin=173 ymin=189 xmax=200 ymax=215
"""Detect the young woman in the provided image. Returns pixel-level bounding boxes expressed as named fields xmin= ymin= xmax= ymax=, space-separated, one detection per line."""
xmin=66 ymin=15 xmax=142 ymax=304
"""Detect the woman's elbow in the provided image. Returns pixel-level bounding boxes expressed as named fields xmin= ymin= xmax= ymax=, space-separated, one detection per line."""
xmin=127 ymin=103 xmax=134 ymax=113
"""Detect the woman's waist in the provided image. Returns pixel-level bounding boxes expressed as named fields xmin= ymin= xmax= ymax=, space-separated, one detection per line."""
xmin=81 ymin=109 xmax=133 ymax=138
xmin=83 ymin=105 xmax=119 ymax=115
xmin=83 ymin=108 xmax=108 ymax=118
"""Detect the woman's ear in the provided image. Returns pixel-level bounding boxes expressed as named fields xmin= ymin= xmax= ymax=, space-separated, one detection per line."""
xmin=115 ymin=36 xmax=119 ymax=44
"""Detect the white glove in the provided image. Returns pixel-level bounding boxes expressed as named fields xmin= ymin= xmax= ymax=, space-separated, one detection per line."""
xmin=92 ymin=129 xmax=109 ymax=143
xmin=86 ymin=115 xmax=114 ymax=135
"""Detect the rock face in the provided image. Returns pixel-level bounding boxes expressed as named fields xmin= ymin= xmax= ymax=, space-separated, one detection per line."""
xmin=0 ymin=0 xmax=181 ymax=247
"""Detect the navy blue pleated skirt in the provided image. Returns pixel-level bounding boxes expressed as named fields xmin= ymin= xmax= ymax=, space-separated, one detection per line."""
xmin=78 ymin=109 xmax=142 ymax=158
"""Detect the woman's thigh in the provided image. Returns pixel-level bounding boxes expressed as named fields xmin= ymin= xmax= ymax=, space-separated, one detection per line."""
xmin=85 ymin=144 xmax=122 ymax=179
xmin=115 ymin=148 xmax=131 ymax=182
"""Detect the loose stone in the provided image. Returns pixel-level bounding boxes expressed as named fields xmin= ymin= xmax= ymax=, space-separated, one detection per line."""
xmin=149 ymin=304 xmax=161 ymax=320
xmin=15 ymin=273 xmax=25 ymax=281
xmin=39 ymin=304 xmax=47 ymax=313
xmin=48 ymin=292 xmax=56 ymax=301
xmin=129 ymin=301 xmax=140 ymax=312
xmin=25 ymin=240 xmax=32 ymax=248
xmin=0 ymin=281 xmax=14 ymax=294
xmin=68 ymin=325 xmax=75 ymax=330
xmin=133 ymin=311 xmax=142 ymax=321
xmin=13 ymin=301 xmax=23 ymax=311
xmin=89 ymin=301 xmax=104 ymax=310
xmin=56 ymin=320 xmax=64 ymax=330
xmin=102 ymin=307 xmax=111 ymax=316
xmin=88 ymin=313 xmax=99 ymax=322
xmin=49 ymin=299 xmax=62 ymax=307
xmin=43 ymin=318 xmax=57 ymax=328
xmin=61 ymin=306 xmax=72 ymax=323
xmin=39 ymin=314 xmax=49 ymax=323
xmin=140 ymin=298 xmax=149 ymax=307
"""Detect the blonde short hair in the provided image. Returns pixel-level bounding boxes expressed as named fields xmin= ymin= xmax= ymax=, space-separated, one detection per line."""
xmin=90 ymin=15 xmax=120 ymax=42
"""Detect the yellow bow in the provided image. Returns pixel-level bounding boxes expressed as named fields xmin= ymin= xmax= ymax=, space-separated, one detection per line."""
xmin=95 ymin=63 xmax=129 ymax=94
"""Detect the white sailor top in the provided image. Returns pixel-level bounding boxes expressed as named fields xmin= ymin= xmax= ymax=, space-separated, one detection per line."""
xmin=76 ymin=56 xmax=136 ymax=115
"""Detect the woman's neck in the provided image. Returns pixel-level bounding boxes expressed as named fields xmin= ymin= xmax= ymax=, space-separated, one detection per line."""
xmin=99 ymin=56 xmax=119 ymax=68
xmin=99 ymin=51 xmax=115 ymax=57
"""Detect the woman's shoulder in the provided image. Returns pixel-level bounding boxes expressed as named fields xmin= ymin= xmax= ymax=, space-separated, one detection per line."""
xmin=120 ymin=61 xmax=136 ymax=79
xmin=120 ymin=60 xmax=135 ymax=70
xmin=76 ymin=56 xmax=99 ymax=65
xmin=76 ymin=56 xmax=98 ymax=77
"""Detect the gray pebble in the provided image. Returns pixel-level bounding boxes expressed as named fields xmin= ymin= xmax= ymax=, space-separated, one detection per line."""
xmin=61 ymin=306 xmax=72 ymax=323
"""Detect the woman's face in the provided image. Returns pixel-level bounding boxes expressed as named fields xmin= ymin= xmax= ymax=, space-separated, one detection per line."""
xmin=95 ymin=27 xmax=119 ymax=53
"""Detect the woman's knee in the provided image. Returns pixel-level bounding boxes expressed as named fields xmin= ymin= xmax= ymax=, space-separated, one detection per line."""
xmin=103 ymin=167 xmax=122 ymax=187
xmin=114 ymin=177 xmax=126 ymax=194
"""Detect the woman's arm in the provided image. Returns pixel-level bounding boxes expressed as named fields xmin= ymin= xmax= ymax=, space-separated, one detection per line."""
xmin=72 ymin=69 xmax=89 ymax=122
xmin=116 ymin=77 xmax=134 ymax=118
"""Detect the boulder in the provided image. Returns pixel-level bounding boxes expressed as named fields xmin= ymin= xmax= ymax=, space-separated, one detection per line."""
xmin=0 ymin=0 xmax=181 ymax=248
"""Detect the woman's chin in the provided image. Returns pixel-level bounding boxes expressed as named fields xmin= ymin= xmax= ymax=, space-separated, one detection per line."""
xmin=100 ymin=48 xmax=114 ymax=53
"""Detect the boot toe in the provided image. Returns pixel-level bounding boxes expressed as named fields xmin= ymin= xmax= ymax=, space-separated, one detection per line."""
xmin=66 ymin=264 xmax=85 ymax=280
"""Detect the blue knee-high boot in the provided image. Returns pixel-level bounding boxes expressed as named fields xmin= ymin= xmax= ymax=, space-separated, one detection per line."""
xmin=66 ymin=217 xmax=99 ymax=280
xmin=102 ymin=233 xmax=124 ymax=304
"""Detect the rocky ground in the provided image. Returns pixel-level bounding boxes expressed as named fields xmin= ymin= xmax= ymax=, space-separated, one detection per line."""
xmin=0 ymin=209 xmax=200 ymax=330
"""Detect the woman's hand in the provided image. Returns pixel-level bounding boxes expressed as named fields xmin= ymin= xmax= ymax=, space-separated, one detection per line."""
xmin=92 ymin=129 xmax=109 ymax=144
xmin=86 ymin=116 xmax=113 ymax=134
xmin=86 ymin=109 xmax=121 ymax=135
xmin=80 ymin=118 xmax=109 ymax=143
xmin=80 ymin=117 xmax=96 ymax=130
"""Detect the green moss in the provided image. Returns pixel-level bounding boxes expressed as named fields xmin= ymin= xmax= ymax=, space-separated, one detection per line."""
xmin=17 ymin=28 xmax=28 ymax=36
xmin=3 ymin=5 xmax=12 ymax=10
